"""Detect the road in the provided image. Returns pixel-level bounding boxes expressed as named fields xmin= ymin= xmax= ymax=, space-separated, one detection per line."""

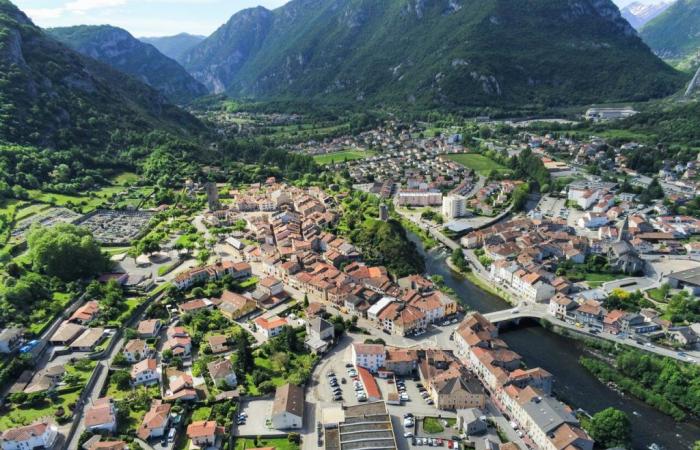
xmin=484 ymin=303 xmax=700 ymax=365
xmin=64 ymin=290 xmax=168 ymax=450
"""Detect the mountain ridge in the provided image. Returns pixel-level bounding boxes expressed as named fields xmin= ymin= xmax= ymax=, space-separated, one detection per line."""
xmin=182 ymin=0 xmax=686 ymax=108
xmin=0 ymin=0 xmax=204 ymax=151
xmin=640 ymin=0 xmax=700 ymax=63
xmin=48 ymin=25 xmax=208 ymax=104
xmin=621 ymin=1 xmax=673 ymax=29
xmin=140 ymin=32 xmax=205 ymax=63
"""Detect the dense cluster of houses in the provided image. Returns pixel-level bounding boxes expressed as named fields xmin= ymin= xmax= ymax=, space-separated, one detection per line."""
xmin=200 ymin=183 xmax=463 ymax=337
xmin=351 ymin=343 xmax=486 ymax=411
xmin=456 ymin=313 xmax=593 ymax=450
xmin=464 ymin=217 xmax=643 ymax=302
xmin=548 ymin=292 xmax=699 ymax=347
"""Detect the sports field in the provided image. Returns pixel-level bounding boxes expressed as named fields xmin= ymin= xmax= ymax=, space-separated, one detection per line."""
xmin=313 ymin=149 xmax=375 ymax=165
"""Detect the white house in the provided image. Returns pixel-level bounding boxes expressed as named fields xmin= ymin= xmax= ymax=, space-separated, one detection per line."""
xmin=254 ymin=316 xmax=288 ymax=339
xmin=123 ymin=339 xmax=149 ymax=363
xmin=351 ymin=342 xmax=386 ymax=373
xmin=131 ymin=358 xmax=159 ymax=385
xmin=84 ymin=398 xmax=117 ymax=433
xmin=207 ymin=359 xmax=237 ymax=389
xmin=137 ymin=402 xmax=170 ymax=440
xmin=271 ymin=383 xmax=304 ymax=430
xmin=0 ymin=421 xmax=58 ymax=450
xmin=577 ymin=212 xmax=608 ymax=229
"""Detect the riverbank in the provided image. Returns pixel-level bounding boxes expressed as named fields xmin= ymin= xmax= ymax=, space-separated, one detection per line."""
xmin=444 ymin=256 xmax=515 ymax=305
xmin=407 ymin=231 xmax=700 ymax=449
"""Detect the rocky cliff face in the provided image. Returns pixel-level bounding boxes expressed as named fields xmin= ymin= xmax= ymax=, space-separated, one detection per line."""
xmin=140 ymin=33 xmax=205 ymax=63
xmin=49 ymin=25 xmax=208 ymax=103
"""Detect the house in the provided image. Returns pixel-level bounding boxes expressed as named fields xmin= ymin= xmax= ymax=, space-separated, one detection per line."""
xmin=669 ymin=327 xmax=699 ymax=347
xmin=458 ymin=408 xmax=487 ymax=436
xmin=573 ymin=300 xmax=605 ymax=326
xmin=82 ymin=437 xmax=128 ymax=450
xmin=186 ymin=421 xmax=225 ymax=450
xmin=352 ymin=342 xmax=386 ymax=373
xmin=24 ymin=365 xmax=65 ymax=394
xmin=207 ymin=359 xmax=237 ymax=389
xmin=305 ymin=317 xmax=335 ymax=353
xmin=50 ymin=321 xmax=85 ymax=345
xmin=217 ymin=291 xmax=257 ymax=320
xmin=137 ymin=319 xmax=162 ymax=338
xmin=254 ymin=316 xmax=288 ymax=339
xmin=603 ymin=310 xmax=625 ymax=335
xmin=548 ymin=294 xmax=577 ymax=320
xmin=164 ymin=327 xmax=192 ymax=357
xmin=0 ymin=421 xmax=58 ymax=450
xmin=384 ymin=348 xmax=418 ymax=376
xmin=258 ymin=276 xmax=285 ymax=297
xmin=123 ymin=339 xmax=149 ymax=363
xmin=207 ymin=335 xmax=229 ymax=354
xmin=69 ymin=301 xmax=100 ymax=324
xmin=270 ymin=383 xmax=304 ymax=430
xmin=178 ymin=298 xmax=214 ymax=315
xmin=85 ymin=398 xmax=117 ymax=433
xmin=137 ymin=401 xmax=170 ymax=440
xmin=131 ymin=358 xmax=159 ymax=385
xmin=357 ymin=366 xmax=382 ymax=402
xmin=70 ymin=328 xmax=106 ymax=352
xmin=0 ymin=327 xmax=22 ymax=354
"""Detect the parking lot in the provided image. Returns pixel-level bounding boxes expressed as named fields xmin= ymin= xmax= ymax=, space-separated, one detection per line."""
xmin=235 ymin=399 xmax=287 ymax=437
xmin=535 ymin=195 xmax=567 ymax=219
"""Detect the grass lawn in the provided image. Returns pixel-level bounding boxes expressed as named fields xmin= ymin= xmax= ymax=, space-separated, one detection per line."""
xmin=647 ymin=287 xmax=669 ymax=303
xmin=110 ymin=297 xmax=142 ymax=326
xmin=105 ymin=377 xmax=159 ymax=401
xmin=583 ymin=272 xmax=628 ymax=288
xmin=113 ymin=172 xmax=139 ymax=186
xmin=191 ymin=406 xmax=212 ymax=421
xmin=27 ymin=190 xmax=102 ymax=211
xmin=423 ymin=417 xmax=456 ymax=434
xmin=28 ymin=292 xmax=75 ymax=335
xmin=234 ymin=437 xmax=300 ymax=450
xmin=313 ymin=149 xmax=375 ymax=165
xmin=444 ymin=154 xmax=510 ymax=176
xmin=0 ymin=388 xmax=81 ymax=430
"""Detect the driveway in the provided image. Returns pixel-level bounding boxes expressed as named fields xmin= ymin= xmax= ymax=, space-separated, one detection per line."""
xmin=235 ymin=399 xmax=285 ymax=437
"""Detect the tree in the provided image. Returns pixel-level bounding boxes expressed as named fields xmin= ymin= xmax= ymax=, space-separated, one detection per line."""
xmin=27 ymin=223 xmax=107 ymax=281
xmin=111 ymin=370 xmax=131 ymax=391
xmin=588 ymin=408 xmax=631 ymax=448
xmin=234 ymin=337 xmax=254 ymax=374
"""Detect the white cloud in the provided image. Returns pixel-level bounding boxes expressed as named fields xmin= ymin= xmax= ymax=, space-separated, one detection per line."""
xmin=24 ymin=7 xmax=65 ymax=20
xmin=64 ymin=0 xmax=128 ymax=13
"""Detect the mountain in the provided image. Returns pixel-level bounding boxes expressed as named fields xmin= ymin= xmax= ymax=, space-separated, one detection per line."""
xmin=141 ymin=33 xmax=205 ymax=62
xmin=0 ymin=0 xmax=203 ymax=150
xmin=640 ymin=0 xmax=700 ymax=62
xmin=48 ymin=25 xmax=208 ymax=104
xmin=620 ymin=1 xmax=673 ymax=29
xmin=181 ymin=0 xmax=685 ymax=108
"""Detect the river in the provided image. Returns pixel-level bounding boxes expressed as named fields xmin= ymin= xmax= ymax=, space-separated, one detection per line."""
xmin=408 ymin=233 xmax=700 ymax=450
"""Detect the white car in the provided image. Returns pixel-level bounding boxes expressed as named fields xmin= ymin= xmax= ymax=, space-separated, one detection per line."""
xmin=404 ymin=431 xmax=414 ymax=438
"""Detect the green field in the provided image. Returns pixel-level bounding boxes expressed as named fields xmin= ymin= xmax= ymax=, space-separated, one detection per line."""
xmin=583 ymin=272 xmax=628 ymax=288
xmin=445 ymin=153 xmax=509 ymax=176
xmin=234 ymin=437 xmax=300 ymax=450
xmin=313 ymin=149 xmax=375 ymax=165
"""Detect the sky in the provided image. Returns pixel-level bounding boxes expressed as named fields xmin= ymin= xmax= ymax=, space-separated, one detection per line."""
xmin=13 ymin=0 xmax=291 ymax=37
xmin=13 ymin=0 xmax=659 ymax=38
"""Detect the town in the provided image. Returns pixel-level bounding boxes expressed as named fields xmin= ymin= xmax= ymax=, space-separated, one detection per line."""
xmin=1 ymin=119 xmax=700 ymax=450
